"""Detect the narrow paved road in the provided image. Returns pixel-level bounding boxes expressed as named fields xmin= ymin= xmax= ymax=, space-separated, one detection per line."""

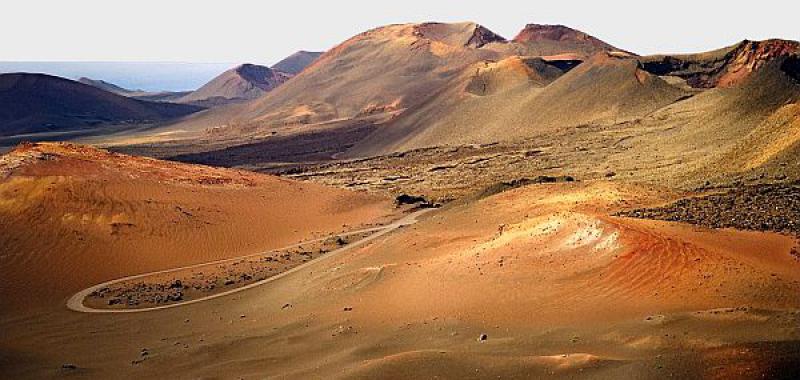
xmin=66 ymin=208 xmax=434 ymax=313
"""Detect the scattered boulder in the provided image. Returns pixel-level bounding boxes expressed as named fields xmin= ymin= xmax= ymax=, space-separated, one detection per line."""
xmin=532 ymin=175 xmax=575 ymax=183
xmin=478 ymin=333 xmax=488 ymax=342
xmin=395 ymin=194 xmax=439 ymax=208
xmin=477 ymin=176 xmax=577 ymax=199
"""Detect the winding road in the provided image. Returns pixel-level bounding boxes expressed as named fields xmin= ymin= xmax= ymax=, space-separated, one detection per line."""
xmin=66 ymin=208 xmax=434 ymax=313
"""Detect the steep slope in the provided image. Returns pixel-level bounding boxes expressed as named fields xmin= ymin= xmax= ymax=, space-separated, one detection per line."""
xmin=239 ymin=22 xmax=509 ymax=126
xmin=352 ymin=52 xmax=687 ymax=155
xmin=352 ymin=39 xmax=800 ymax=157
xmin=272 ymin=50 xmax=324 ymax=75
xmin=640 ymin=39 xmax=800 ymax=88
xmin=513 ymin=24 xmax=629 ymax=58
xmin=163 ymin=22 xmax=514 ymax=133
xmin=613 ymin=40 xmax=800 ymax=183
xmin=0 ymin=73 xmax=203 ymax=136
xmin=0 ymin=142 xmax=394 ymax=311
xmin=155 ymin=22 xmax=635 ymax=139
xmin=177 ymin=64 xmax=292 ymax=106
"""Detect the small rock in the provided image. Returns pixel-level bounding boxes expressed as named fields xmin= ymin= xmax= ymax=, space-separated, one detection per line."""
xmin=61 ymin=363 xmax=78 ymax=370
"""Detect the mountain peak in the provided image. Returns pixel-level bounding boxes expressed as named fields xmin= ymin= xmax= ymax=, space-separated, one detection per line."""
xmin=467 ymin=23 xmax=506 ymax=48
xmin=411 ymin=22 xmax=506 ymax=49
xmin=272 ymin=51 xmax=324 ymax=75
xmin=512 ymin=24 xmax=627 ymax=57
xmin=177 ymin=63 xmax=291 ymax=106
xmin=514 ymin=24 xmax=590 ymax=43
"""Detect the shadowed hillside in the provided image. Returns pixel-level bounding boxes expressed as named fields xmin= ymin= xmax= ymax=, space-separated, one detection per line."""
xmin=0 ymin=73 xmax=202 ymax=136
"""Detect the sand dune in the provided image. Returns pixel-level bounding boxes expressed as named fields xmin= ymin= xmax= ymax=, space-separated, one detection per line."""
xmin=2 ymin=181 xmax=798 ymax=378
xmin=0 ymin=143 xmax=394 ymax=311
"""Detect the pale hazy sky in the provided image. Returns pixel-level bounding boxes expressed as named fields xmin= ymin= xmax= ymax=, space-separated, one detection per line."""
xmin=3 ymin=0 xmax=799 ymax=64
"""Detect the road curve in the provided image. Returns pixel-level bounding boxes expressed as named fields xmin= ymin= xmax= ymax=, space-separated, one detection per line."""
xmin=66 ymin=208 xmax=434 ymax=314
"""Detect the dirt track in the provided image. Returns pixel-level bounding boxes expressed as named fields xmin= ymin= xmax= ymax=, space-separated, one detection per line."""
xmin=67 ymin=208 xmax=434 ymax=313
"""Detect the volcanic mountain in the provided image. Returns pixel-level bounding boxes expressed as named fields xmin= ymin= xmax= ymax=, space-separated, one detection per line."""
xmin=350 ymin=38 xmax=800 ymax=177
xmin=151 ymin=22 xmax=638 ymax=141
xmin=5 ymin=22 xmax=800 ymax=380
xmin=162 ymin=22 xmax=558 ymax=132
xmin=0 ymin=73 xmax=202 ymax=137
xmin=111 ymin=23 xmax=800 ymax=189
xmin=272 ymin=50 xmax=324 ymax=75
xmin=177 ymin=64 xmax=292 ymax=107
xmin=512 ymin=24 xmax=628 ymax=58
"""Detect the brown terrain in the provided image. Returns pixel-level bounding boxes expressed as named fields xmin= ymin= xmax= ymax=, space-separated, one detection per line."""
xmin=0 ymin=73 xmax=202 ymax=140
xmin=78 ymin=77 xmax=191 ymax=103
xmin=2 ymin=20 xmax=800 ymax=379
xmin=271 ymin=50 xmax=324 ymax=75
xmin=0 ymin=142 xmax=395 ymax=312
xmin=176 ymin=64 xmax=292 ymax=107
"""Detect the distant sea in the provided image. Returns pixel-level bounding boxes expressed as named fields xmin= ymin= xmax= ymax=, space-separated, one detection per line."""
xmin=0 ymin=61 xmax=250 ymax=92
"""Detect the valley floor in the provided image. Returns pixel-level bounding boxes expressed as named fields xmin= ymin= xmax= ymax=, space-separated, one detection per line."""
xmin=2 ymin=181 xmax=799 ymax=379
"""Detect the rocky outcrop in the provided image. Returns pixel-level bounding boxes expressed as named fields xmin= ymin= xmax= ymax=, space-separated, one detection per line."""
xmin=640 ymin=39 xmax=800 ymax=88
xmin=466 ymin=24 xmax=506 ymax=48
xmin=412 ymin=22 xmax=506 ymax=49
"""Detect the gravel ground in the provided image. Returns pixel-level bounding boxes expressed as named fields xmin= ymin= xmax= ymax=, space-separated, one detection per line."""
xmin=618 ymin=183 xmax=800 ymax=236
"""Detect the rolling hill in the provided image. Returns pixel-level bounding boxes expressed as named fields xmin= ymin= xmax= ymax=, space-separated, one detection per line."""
xmin=272 ymin=50 xmax=324 ymax=74
xmin=0 ymin=142 xmax=393 ymax=311
xmin=78 ymin=77 xmax=138 ymax=95
xmin=0 ymin=73 xmax=203 ymax=137
xmin=78 ymin=77 xmax=191 ymax=102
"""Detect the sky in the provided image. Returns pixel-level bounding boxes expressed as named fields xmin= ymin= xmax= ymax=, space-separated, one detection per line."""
xmin=2 ymin=0 xmax=799 ymax=91
xmin=3 ymin=0 xmax=799 ymax=63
